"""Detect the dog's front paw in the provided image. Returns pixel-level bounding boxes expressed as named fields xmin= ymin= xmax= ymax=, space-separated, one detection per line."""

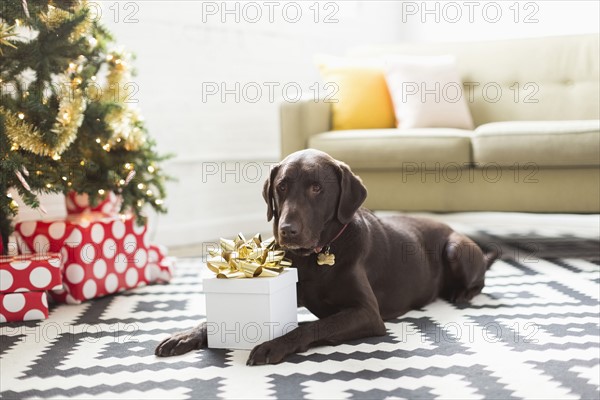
xmin=247 ymin=339 xmax=291 ymax=366
xmin=155 ymin=324 xmax=206 ymax=357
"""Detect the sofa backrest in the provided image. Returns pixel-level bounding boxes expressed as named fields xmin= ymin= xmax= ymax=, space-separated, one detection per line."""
xmin=350 ymin=34 xmax=599 ymax=127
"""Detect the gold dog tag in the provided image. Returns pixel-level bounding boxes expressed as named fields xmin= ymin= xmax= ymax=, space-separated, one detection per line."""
xmin=317 ymin=249 xmax=335 ymax=266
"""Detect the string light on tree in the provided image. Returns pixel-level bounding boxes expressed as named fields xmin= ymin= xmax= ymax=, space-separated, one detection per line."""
xmin=7 ymin=193 xmax=19 ymax=213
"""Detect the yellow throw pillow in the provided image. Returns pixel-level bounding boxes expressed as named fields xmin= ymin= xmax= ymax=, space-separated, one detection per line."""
xmin=318 ymin=61 xmax=396 ymax=131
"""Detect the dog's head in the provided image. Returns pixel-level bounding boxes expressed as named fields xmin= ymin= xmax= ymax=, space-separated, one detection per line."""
xmin=262 ymin=149 xmax=367 ymax=255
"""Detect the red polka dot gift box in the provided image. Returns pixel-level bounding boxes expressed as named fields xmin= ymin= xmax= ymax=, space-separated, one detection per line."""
xmin=0 ymin=253 xmax=63 ymax=323
xmin=0 ymin=291 xmax=49 ymax=323
xmin=147 ymin=244 xmax=174 ymax=283
xmin=14 ymin=213 xmax=173 ymax=304
xmin=65 ymin=191 xmax=122 ymax=216
xmin=0 ymin=253 xmax=63 ymax=293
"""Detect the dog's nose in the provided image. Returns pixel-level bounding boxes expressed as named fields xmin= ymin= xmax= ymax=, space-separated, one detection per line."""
xmin=279 ymin=223 xmax=299 ymax=238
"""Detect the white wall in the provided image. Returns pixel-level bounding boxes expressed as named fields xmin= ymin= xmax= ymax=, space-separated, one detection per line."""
xmin=397 ymin=0 xmax=600 ymax=42
xmin=99 ymin=0 xmax=599 ymax=247
xmin=101 ymin=0 xmax=404 ymax=246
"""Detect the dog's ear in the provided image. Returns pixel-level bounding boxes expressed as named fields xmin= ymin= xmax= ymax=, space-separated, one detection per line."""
xmin=262 ymin=164 xmax=280 ymax=222
xmin=336 ymin=161 xmax=367 ymax=224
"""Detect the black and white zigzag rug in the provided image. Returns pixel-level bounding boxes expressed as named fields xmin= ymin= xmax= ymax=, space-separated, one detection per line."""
xmin=1 ymin=233 xmax=599 ymax=399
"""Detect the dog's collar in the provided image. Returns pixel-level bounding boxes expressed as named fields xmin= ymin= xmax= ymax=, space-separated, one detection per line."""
xmin=314 ymin=223 xmax=348 ymax=254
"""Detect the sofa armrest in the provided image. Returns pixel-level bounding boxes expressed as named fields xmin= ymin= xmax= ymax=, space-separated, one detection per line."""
xmin=280 ymin=100 xmax=332 ymax=158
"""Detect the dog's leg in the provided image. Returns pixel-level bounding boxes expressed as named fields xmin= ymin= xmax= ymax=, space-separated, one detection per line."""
xmin=155 ymin=322 xmax=207 ymax=357
xmin=441 ymin=232 xmax=492 ymax=304
xmin=247 ymin=307 xmax=385 ymax=365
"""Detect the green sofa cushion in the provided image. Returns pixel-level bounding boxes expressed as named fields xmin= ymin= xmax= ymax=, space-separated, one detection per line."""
xmin=472 ymin=120 xmax=600 ymax=167
xmin=308 ymin=128 xmax=472 ymax=169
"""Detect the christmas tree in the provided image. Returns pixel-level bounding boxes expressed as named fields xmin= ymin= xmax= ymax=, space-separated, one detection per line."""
xmin=0 ymin=0 xmax=170 ymax=251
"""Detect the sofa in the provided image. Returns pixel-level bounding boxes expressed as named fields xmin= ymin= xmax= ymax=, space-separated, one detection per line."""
xmin=280 ymin=34 xmax=600 ymax=213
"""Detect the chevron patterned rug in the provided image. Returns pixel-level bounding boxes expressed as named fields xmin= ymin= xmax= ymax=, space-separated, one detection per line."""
xmin=1 ymin=234 xmax=599 ymax=399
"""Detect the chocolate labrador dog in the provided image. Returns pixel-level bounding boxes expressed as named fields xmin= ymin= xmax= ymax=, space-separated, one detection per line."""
xmin=156 ymin=149 xmax=496 ymax=365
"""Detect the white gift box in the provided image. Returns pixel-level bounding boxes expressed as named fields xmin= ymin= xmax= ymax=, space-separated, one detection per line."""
xmin=204 ymin=268 xmax=298 ymax=350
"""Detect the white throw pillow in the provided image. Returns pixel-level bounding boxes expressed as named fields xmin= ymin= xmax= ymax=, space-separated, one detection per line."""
xmin=385 ymin=55 xmax=474 ymax=130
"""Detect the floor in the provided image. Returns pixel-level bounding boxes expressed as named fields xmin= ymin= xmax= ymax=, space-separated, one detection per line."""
xmin=2 ymin=212 xmax=598 ymax=399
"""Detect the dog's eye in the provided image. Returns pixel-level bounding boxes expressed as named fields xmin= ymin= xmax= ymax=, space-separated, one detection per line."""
xmin=277 ymin=182 xmax=287 ymax=192
xmin=311 ymin=183 xmax=322 ymax=193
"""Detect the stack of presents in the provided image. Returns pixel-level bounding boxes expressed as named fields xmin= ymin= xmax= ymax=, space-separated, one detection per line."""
xmin=0 ymin=192 xmax=174 ymax=323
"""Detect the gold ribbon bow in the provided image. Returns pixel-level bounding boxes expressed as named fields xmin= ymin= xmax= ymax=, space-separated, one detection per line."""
xmin=207 ymin=233 xmax=292 ymax=279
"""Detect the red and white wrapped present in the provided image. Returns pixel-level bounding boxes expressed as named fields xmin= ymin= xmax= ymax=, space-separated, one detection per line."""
xmin=148 ymin=244 xmax=174 ymax=283
xmin=0 ymin=291 xmax=49 ymax=323
xmin=0 ymin=253 xmax=63 ymax=293
xmin=14 ymin=213 xmax=173 ymax=304
xmin=65 ymin=191 xmax=122 ymax=216
xmin=0 ymin=253 xmax=63 ymax=323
